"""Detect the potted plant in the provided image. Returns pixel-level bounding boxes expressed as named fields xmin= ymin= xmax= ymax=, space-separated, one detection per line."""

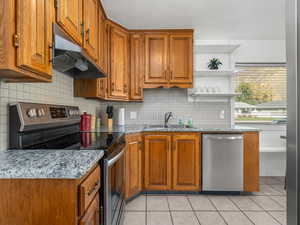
xmin=208 ymin=58 xmax=223 ymax=70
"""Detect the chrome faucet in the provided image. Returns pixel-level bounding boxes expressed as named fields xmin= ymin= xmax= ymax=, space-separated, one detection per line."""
xmin=164 ymin=112 xmax=173 ymax=128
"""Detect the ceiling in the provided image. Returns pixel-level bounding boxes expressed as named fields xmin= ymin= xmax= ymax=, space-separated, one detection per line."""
xmin=102 ymin=0 xmax=285 ymax=40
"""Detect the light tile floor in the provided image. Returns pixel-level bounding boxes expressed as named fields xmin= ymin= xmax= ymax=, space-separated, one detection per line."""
xmin=124 ymin=176 xmax=286 ymax=225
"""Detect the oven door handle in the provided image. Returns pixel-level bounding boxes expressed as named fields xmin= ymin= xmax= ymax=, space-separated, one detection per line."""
xmin=107 ymin=147 xmax=126 ymax=167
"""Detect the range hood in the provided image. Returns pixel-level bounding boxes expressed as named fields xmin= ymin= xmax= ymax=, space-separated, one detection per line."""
xmin=53 ymin=24 xmax=106 ymax=78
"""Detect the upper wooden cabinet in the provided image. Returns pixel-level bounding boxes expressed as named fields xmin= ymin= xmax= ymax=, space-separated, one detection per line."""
xmin=143 ymin=31 xmax=193 ymax=88
xmin=144 ymin=34 xmax=169 ymax=86
xmin=99 ymin=10 xmax=108 ymax=73
xmin=130 ymin=33 xmax=144 ymax=100
xmin=125 ymin=134 xmax=143 ymax=199
xmin=83 ymin=0 xmax=99 ymax=61
xmin=169 ymin=34 xmax=193 ymax=84
xmin=172 ymin=135 xmax=201 ymax=191
xmin=56 ymin=0 xmax=83 ymax=44
xmin=108 ymin=23 xmax=129 ymax=100
xmin=0 ymin=0 xmax=54 ymax=82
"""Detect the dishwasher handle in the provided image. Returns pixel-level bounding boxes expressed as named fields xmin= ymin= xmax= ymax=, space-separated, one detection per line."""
xmin=204 ymin=135 xmax=243 ymax=141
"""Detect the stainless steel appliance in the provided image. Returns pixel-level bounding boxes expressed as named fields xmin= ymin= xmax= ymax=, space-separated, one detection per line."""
xmin=202 ymin=134 xmax=244 ymax=191
xmin=9 ymin=102 xmax=125 ymax=225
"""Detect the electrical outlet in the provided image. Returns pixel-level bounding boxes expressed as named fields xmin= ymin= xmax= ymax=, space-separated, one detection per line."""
xmin=219 ymin=110 xmax=225 ymax=119
xmin=130 ymin=111 xmax=137 ymax=120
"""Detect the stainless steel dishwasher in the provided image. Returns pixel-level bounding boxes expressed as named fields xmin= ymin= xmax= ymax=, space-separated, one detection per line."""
xmin=202 ymin=134 xmax=244 ymax=191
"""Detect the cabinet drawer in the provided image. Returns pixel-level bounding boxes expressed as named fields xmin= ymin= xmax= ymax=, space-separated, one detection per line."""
xmin=79 ymin=166 xmax=101 ymax=216
xmin=79 ymin=194 xmax=100 ymax=225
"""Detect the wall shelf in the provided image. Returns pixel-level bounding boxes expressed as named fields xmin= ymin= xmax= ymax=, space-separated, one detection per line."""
xmin=194 ymin=44 xmax=240 ymax=54
xmin=194 ymin=70 xmax=237 ymax=77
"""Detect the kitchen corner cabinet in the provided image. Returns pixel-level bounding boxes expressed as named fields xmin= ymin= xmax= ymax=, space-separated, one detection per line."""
xmin=125 ymin=134 xmax=143 ymax=199
xmin=83 ymin=0 xmax=99 ymax=61
xmin=144 ymin=133 xmax=200 ymax=191
xmin=0 ymin=0 xmax=54 ymax=82
xmin=129 ymin=33 xmax=144 ymax=101
xmin=144 ymin=31 xmax=194 ymax=88
xmin=0 ymin=165 xmax=101 ymax=225
xmin=244 ymin=132 xmax=260 ymax=192
xmin=107 ymin=23 xmax=129 ymax=100
xmin=56 ymin=0 xmax=83 ymax=45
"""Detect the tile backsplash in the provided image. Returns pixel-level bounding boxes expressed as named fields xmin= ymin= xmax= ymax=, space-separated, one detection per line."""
xmin=0 ymin=73 xmax=230 ymax=150
xmin=99 ymin=89 xmax=230 ymax=126
xmin=0 ymin=70 xmax=102 ymax=150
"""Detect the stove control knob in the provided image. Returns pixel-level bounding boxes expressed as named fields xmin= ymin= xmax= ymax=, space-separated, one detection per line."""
xmin=37 ymin=108 xmax=44 ymax=117
xmin=27 ymin=108 xmax=37 ymax=118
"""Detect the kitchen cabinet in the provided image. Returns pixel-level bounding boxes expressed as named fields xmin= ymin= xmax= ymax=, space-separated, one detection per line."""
xmin=144 ymin=31 xmax=194 ymax=88
xmin=99 ymin=11 xmax=108 ymax=73
xmin=144 ymin=33 xmax=169 ymax=87
xmin=144 ymin=133 xmax=200 ymax=191
xmin=172 ymin=135 xmax=201 ymax=190
xmin=0 ymin=0 xmax=54 ymax=82
xmin=130 ymin=33 xmax=144 ymax=100
xmin=144 ymin=135 xmax=172 ymax=190
xmin=244 ymin=132 xmax=260 ymax=192
xmin=108 ymin=23 xmax=129 ymax=100
xmin=125 ymin=134 xmax=143 ymax=199
xmin=169 ymin=34 xmax=193 ymax=86
xmin=56 ymin=0 xmax=83 ymax=45
xmin=0 ymin=165 xmax=101 ymax=225
xmin=83 ymin=0 xmax=99 ymax=62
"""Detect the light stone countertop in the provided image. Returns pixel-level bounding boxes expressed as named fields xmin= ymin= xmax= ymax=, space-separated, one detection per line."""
xmin=90 ymin=124 xmax=261 ymax=134
xmin=0 ymin=150 xmax=104 ymax=179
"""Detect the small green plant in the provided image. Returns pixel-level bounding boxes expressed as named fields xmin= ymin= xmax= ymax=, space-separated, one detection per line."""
xmin=207 ymin=58 xmax=223 ymax=70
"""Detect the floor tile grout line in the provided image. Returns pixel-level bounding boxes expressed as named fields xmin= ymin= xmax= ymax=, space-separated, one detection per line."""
xmin=186 ymin=195 xmax=202 ymax=225
xmin=265 ymin=210 xmax=284 ymax=225
xmin=206 ymin=196 xmax=229 ymax=225
xmin=226 ymin=196 xmax=255 ymax=225
xmin=166 ymin=195 xmax=175 ymax=225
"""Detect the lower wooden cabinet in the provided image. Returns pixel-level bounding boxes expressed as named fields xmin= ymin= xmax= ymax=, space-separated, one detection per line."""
xmin=172 ymin=135 xmax=201 ymax=191
xmin=144 ymin=133 xmax=201 ymax=191
xmin=144 ymin=134 xmax=172 ymax=190
xmin=243 ymin=132 xmax=260 ymax=192
xmin=125 ymin=133 xmax=143 ymax=199
xmin=79 ymin=194 xmax=100 ymax=225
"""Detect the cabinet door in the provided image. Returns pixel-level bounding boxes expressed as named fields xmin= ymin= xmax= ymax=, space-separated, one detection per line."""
xmin=169 ymin=34 xmax=193 ymax=84
xmin=172 ymin=135 xmax=201 ymax=191
xmin=144 ymin=34 xmax=169 ymax=85
xmin=16 ymin=0 xmax=53 ymax=78
xmin=83 ymin=0 xmax=99 ymax=61
xmin=130 ymin=34 xmax=144 ymax=100
xmin=56 ymin=0 xmax=83 ymax=44
xmin=97 ymin=78 xmax=107 ymax=99
xmin=144 ymin=135 xmax=172 ymax=190
xmin=244 ymin=132 xmax=260 ymax=192
xmin=98 ymin=9 xmax=107 ymax=73
xmin=125 ymin=134 xmax=143 ymax=199
xmin=109 ymin=26 xmax=129 ymax=99
xmin=79 ymin=194 xmax=100 ymax=225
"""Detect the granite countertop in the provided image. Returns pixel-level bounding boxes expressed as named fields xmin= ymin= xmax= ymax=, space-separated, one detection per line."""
xmin=0 ymin=150 xmax=104 ymax=179
xmin=90 ymin=124 xmax=261 ymax=134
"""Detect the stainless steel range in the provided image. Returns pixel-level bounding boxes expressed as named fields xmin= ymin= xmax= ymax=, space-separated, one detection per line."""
xmin=9 ymin=102 xmax=125 ymax=225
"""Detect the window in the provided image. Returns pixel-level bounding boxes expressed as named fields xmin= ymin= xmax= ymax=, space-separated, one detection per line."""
xmin=235 ymin=64 xmax=287 ymax=123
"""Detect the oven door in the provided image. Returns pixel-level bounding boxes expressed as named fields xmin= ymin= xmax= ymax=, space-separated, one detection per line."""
xmin=104 ymin=144 xmax=126 ymax=225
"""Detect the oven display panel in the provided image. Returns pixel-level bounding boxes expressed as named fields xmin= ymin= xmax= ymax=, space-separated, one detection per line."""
xmin=50 ymin=107 xmax=67 ymax=119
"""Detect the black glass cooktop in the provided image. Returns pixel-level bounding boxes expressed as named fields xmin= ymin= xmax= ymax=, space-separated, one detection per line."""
xmin=22 ymin=131 xmax=124 ymax=151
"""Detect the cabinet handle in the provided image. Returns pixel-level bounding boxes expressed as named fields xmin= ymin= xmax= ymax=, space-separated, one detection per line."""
xmin=48 ymin=44 xmax=53 ymax=63
xmin=111 ymin=82 xmax=115 ymax=91
xmin=124 ymin=84 xmax=128 ymax=92
xmin=86 ymin=28 xmax=90 ymax=42
xmin=87 ymin=180 xmax=100 ymax=196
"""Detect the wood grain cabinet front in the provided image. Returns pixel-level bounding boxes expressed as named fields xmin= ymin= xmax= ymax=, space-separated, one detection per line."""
xmin=56 ymin=0 xmax=83 ymax=45
xmin=79 ymin=194 xmax=100 ymax=225
xmin=144 ymin=133 xmax=201 ymax=191
xmin=0 ymin=0 xmax=54 ymax=82
xmin=125 ymin=134 xmax=143 ymax=199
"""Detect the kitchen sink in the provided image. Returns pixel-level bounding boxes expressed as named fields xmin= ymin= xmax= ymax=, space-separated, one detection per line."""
xmin=147 ymin=124 xmax=193 ymax=129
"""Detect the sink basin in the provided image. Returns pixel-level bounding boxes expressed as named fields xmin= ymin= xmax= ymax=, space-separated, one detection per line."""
xmin=147 ymin=124 xmax=193 ymax=129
